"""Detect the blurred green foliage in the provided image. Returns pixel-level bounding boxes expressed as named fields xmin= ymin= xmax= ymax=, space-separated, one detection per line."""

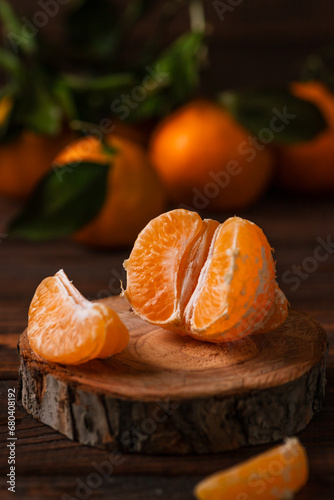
xmin=219 ymin=87 xmax=327 ymax=144
xmin=0 ymin=0 xmax=206 ymax=140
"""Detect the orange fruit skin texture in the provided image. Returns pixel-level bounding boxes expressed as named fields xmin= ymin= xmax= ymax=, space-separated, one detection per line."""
xmin=149 ymin=100 xmax=274 ymax=210
xmin=0 ymin=129 xmax=76 ymax=199
xmin=124 ymin=209 xmax=288 ymax=343
xmin=54 ymin=134 xmax=166 ymax=248
xmin=277 ymin=81 xmax=334 ymax=192
xmin=28 ymin=270 xmax=129 ymax=365
xmin=194 ymin=437 xmax=308 ymax=500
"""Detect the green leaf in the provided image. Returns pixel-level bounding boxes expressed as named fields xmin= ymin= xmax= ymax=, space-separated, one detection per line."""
xmin=0 ymin=0 xmax=37 ymax=55
xmin=131 ymin=31 xmax=204 ymax=120
xmin=14 ymin=70 xmax=65 ymax=136
xmin=153 ymin=31 xmax=204 ymax=103
xmin=0 ymin=76 xmax=66 ymax=139
xmin=24 ymin=87 xmax=62 ymax=135
xmin=8 ymin=162 xmax=110 ymax=241
xmin=63 ymin=72 xmax=136 ymax=92
xmin=218 ymin=87 xmax=328 ymax=144
xmin=129 ymin=92 xmax=169 ymax=122
xmin=0 ymin=48 xmax=21 ymax=77
xmin=52 ymin=80 xmax=78 ymax=122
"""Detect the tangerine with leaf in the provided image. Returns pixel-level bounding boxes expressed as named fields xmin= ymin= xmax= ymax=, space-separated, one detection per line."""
xmin=0 ymin=124 xmax=76 ymax=199
xmin=9 ymin=134 xmax=166 ymax=248
xmin=277 ymin=81 xmax=334 ymax=192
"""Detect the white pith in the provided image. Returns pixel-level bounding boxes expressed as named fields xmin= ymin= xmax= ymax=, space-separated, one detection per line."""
xmin=183 ymin=222 xmax=223 ymax=330
xmin=185 ymin=218 xmax=265 ymax=335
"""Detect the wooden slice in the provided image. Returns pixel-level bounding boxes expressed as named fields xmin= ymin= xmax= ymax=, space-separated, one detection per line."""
xmin=18 ymin=297 xmax=328 ymax=455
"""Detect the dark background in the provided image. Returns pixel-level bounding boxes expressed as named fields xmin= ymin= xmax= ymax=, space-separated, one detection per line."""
xmin=6 ymin=0 xmax=334 ymax=91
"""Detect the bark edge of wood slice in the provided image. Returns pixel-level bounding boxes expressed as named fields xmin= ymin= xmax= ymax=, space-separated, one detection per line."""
xmin=18 ymin=296 xmax=328 ymax=455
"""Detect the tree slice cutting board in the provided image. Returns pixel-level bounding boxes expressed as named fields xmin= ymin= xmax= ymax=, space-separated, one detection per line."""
xmin=18 ymin=296 xmax=328 ymax=455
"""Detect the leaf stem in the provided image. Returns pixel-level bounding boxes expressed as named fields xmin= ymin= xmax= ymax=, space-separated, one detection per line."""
xmin=189 ymin=0 xmax=206 ymax=33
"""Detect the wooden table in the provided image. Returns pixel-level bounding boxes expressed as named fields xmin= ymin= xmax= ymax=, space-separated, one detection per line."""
xmin=0 ymin=194 xmax=333 ymax=499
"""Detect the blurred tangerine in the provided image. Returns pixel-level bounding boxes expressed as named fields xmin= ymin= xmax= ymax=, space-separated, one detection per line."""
xmin=149 ymin=99 xmax=274 ymax=210
xmin=0 ymin=127 xmax=76 ymax=199
xmin=277 ymin=81 xmax=334 ymax=192
xmin=53 ymin=134 xmax=166 ymax=248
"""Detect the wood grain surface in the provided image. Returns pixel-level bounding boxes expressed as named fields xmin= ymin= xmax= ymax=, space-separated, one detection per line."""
xmin=18 ymin=299 xmax=328 ymax=454
xmin=1 ymin=194 xmax=334 ymax=499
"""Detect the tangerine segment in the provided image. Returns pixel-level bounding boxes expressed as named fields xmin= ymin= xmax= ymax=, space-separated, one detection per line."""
xmin=194 ymin=437 xmax=309 ymax=500
xmin=93 ymin=302 xmax=129 ymax=359
xmin=254 ymin=284 xmax=289 ymax=335
xmin=124 ymin=210 xmax=204 ymax=326
xmin=177 ymin=218 xmax=220 ymax=321
xmin=186 ymin=217 xmax=276 ymax=341
xmin=28 ymin=270 xmax=129 ymax=365
xmin=124 ymin=209 xmax=288 ymax=342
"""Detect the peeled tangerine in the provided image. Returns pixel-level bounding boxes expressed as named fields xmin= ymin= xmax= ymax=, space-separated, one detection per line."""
xmin=124 ymin=209 xmax=288 ymax=343
xmin=194 ymin=437 xmax=309 ymax=500
xmin=28 ymin=270 xmax=129 ymax=365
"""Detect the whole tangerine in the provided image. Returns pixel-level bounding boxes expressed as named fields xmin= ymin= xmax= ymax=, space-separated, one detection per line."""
xmin=149 ymin=100 xmax=274 ymax=210
xmin=53 ymin=134 xmax=166 ymax=248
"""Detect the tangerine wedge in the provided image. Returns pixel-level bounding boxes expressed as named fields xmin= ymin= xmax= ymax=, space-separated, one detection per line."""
xmin=123 ymin=209 xmax=288 ymax=342
xmin=194 ymin=437 xmax=309 ymax=500
xmin=28 ymin=270 xmax=129 ymax=365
